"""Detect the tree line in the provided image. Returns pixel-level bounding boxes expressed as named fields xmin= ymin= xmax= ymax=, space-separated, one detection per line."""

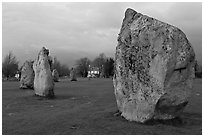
xmin=75 ymin=53 xmax=114 ymax=78
xmin=2 ymin=51 xmax=115 ymax=79
xmin=3 ymin=51 xmax=202 ymax=79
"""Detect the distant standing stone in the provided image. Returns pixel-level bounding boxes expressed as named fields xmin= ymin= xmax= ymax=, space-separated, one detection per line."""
xmin=113 ymin=8 xmax=195 ymax=123
xmin=20 ymin=61 xmax=34 ymax=89
xmin=99 ymin=70 xmax=105 ymax=78
xmin=33 ymin=47 xmax=54 ymax=97
xmin=52 ymin=69 xmax=59 ymax=82
xmin=70 ymin=68 xmax=77 ymax=81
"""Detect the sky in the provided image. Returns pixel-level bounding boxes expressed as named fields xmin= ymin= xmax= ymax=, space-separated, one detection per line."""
xmin=2 ymin=2 xmax=202 ymax=67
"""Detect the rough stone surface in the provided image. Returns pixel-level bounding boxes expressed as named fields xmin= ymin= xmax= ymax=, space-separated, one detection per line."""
xmin=113 ymin=8 xmax=195 ymax=123
xmin=48 ymin=56 xmax=53 ymax=71
xmin=20 ymin=61 xmax=34 ymax=89
xmin=52 ymin=69 xmax=59 ymax=82
xmin=70 ymin=68 xmax=77 ymax=81
xmin=33 ymin=47 xmax=54 ymax=97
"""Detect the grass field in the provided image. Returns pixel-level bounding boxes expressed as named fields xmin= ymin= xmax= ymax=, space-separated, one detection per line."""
xmin=2 ymin=78 xmax=202 ymax=135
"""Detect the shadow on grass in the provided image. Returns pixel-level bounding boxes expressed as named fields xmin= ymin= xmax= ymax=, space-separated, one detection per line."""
xmin=31 ymin=94 xmax=77 ymax=101
xmin=54 ymin=94 xmax=76 ymax=100
xmin=112 ymin=110 xmax=202 ymax=127
xmin=32 ymin=94 xmax=56 ymax=100
xmin=144 ymin=117 xmax=184 ymax=127
xmin=18 ymin=93 xmax=78 ymax=102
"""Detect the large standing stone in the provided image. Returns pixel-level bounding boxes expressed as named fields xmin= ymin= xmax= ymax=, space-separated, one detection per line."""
xmin=48 ymin=56 xmax=53 ymax=71
xmin=70 ymin=68 xmax=77 ymax=81
xmin=33 ymin=47 xmax=54 ymax=97
xmin=113 ymin=8 xmax=195 ymax=123
xmin=52 ymin=69 xmax=59 ymax=82
xmin=20 ymin=61 xmax=34 ymax=89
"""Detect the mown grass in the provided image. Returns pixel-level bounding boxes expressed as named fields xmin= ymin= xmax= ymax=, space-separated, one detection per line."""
xmin=2 ymin=78 xmax=202 ymax=135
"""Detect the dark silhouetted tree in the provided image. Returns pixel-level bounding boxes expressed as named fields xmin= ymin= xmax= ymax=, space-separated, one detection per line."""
xmin=76 ymin=57 xmax=91 ymax=77
xmin=2 ymin=51 xmax=19 ymax=79
xmin=92 ymin=53 xmax=106 ymax=77
xmin=52 ymin=57 xmax=70 ymax=77
xmin=103 ymin=58 xmax=114 ymax=78
xmin=60 ymin=64 xmax=70 ymax=76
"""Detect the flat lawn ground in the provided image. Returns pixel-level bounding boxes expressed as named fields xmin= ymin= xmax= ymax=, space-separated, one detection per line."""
xmin=2 ymin=78 xmax=202 ymax=135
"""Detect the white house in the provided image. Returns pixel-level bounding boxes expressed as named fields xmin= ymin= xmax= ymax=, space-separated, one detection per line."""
xmin=87 ymin=66 xmax=99 ymax=78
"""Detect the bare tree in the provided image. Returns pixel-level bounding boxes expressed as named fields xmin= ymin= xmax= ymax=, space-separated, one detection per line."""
xmin=52 ymin=57 xmax=70 ymax=77
xmin=75 ymin=57 xmax=91 ymax=77
xmin=2 ymin=51 xmax=19 ymax=79
xmin=92 ymin=53 xmax=106 ymax=77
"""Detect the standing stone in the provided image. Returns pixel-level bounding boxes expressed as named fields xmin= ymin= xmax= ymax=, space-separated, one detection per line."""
xmin=33 ymin=47 xmax=54 ymax=97
xmin=113 ymin=8 xmax=195 ymax=123
xmin=52 ymin=69 xmax=59 ymax=82
xmin=100 ymin=67 xmax=105 ymax=78
xmin=70 ymin=68 xmax=77 ymax=81
xmin=20 ymin=61 xmax=34 ymax=89
xmin=48 ymin=56 xmax=53 ymax=71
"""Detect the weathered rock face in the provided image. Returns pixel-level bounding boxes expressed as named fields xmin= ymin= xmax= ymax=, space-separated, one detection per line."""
xmin=20 ymin=61 xmax=34 ymax=89
xmin=70 ymin=68 xmax=77 ymax=81
xmin=113 ymin=8 xmax=195 ymax=123
xmin=52 ymin=69 xmax=59 ymax=82
xmin=48 ymin=56 xmax=53 ymax=71
xmin=33 ymin=47 xmax=54 ymax=97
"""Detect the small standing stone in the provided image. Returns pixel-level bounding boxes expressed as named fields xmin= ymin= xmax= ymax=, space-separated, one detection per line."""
xmin=70 ymin=68 xmax=77 ymax=81
xmin=33 ymin=47 xmax=54 ymax=97
xmin=52 ymin=69 xmax=59 ymax=82
xmin=20 ymin=61 xmax=34 ymax=89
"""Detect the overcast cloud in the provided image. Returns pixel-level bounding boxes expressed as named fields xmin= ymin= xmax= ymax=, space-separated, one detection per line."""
xmin=2 ymin=2 xmax=202 ymax=67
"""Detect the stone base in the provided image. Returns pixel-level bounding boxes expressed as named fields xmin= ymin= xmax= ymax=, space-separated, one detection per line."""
xmin=19 ymin=84 xmax=34 ymax=90
xmin=34 ymin=90 xmax=55 ymax=98
xmin=71 ymin=79 xmax=77 ymax=81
